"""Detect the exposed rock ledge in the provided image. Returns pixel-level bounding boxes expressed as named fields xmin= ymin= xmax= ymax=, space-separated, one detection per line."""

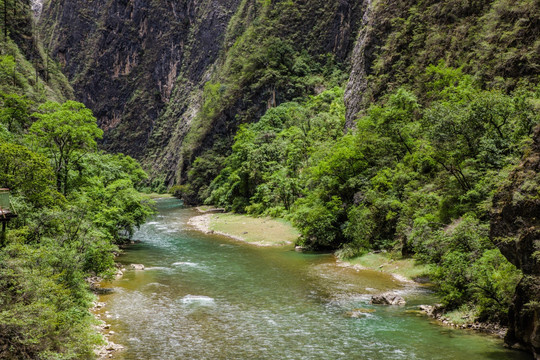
xmin=371 ymin=293 xmax=406 ymax=306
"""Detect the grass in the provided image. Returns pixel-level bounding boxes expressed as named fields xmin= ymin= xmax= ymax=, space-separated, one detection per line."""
xmin=444 ymin=308 xmax=474 ymax=325
xmin=140 ymin=193 xmax=172 ymax=200
xmin=345 ymin=252 xmax=431 ymax=281
xmin=208 ymin=213 xmax=300 ymax=246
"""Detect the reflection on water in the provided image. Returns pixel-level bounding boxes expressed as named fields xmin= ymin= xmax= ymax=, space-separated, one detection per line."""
xmin=98 ymin=198 xmax=531 ymax=360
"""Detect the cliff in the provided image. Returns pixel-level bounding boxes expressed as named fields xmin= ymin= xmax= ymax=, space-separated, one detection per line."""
xmin=39 ymin=0 xmax=363 ymax=188
xmin=491 ymin=128 xmax=540 ymax=359
xmin=345 ymin=0 xmax=540 ymax=126
xmin=39 ymin=0 xmax=241 ymax=164
xmin=0 ymin=0 xmax=72 ymax=102
xmin=38 ymin=0 xmax=540 ymax=186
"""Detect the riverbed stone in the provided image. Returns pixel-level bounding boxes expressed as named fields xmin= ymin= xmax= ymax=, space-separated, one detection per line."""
xmin=370 ymin=293 xmax=406 ymax=305
xmin=346 ymin=308 xmax=376 ymax=318
xmin=130 ymin=264 xmax=145 ymax=270
xmin=418 ymin=304 xmax=444 ymax=318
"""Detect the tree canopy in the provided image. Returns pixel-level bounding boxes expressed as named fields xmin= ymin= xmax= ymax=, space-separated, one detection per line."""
xmin=29 ymin=101 xmax=103 ymax=196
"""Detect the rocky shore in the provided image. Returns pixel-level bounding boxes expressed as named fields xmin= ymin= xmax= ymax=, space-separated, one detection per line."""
xmin=91 ymin=302 xmax=124 ymax=359
xmin=87 ymin=263 xmax=128 ymax=358
xmin=418 ymin=305 xmax=507 ymax=338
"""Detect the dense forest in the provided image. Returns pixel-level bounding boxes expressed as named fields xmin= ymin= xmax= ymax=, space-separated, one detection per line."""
xmin=0 ymin=0 xmax=539 ymax=358
xmin=0 ymin=1 xmax=153 ymax=358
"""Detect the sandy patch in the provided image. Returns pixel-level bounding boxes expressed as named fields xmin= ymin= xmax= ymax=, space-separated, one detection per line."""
xmin=188 ymin=213 xmax=298 ymax=247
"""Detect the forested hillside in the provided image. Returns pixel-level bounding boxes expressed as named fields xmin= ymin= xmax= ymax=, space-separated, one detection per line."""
xmin=0 ymin=2 xmax=153 ymax=358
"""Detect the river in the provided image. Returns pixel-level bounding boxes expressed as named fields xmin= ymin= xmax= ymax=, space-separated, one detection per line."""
xmin=97 ymin=198 xmax=532 ymax=359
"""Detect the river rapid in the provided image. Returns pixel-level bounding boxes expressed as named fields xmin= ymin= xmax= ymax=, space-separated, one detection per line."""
xmin=97 ymin=198 xmax=532 ymax=359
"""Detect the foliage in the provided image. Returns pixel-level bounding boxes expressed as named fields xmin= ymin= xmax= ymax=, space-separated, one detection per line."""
xmin=0 ymin=141 xmax=60 ymax=208
xmin=206 ymin=87 xmax=345 ymax=215
xmin=29 ymin=101 xmax=103 ymax=196
xmin=201 ymin=64 xmax=539 ymax=323
xmin=0 ymin=240 xmax=101 ymax=360
xmin=0 ymin=96 xmax=153 ymax=358
xmin=0 ymin=6 xmax=152 ymax=357
xmin=0 ymin=92 xmax=32 ymax=133
xmin=173 ymin=0 xmax=350 ymax=188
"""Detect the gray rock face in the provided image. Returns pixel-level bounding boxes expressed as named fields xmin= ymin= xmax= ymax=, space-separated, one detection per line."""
xmin=31 ymin=0 xmax=43 ymax=18
xmin=344 ymin=0 xmax=411 ymax=128
xmin=39 ymin=0 xmax=242 ymax=162
xmin=371 ymin=293 xmax=406 ymax=306
xmin=343 ymin=0 xmax=374 ymax=128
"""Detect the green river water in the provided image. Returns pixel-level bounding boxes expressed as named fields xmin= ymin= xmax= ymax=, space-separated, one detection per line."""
xmin=98 ymin=198 xmax=532 ymax=359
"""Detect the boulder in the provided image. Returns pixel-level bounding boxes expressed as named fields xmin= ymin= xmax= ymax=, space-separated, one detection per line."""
xmin=370 ymin=293 xmax=406 ymax=305
xmin=130 ymin=264 xmax=145 ymax=270
xmin=419 ymin=304 xmax=444 ymax=317
xmin=115 ymin=270 xmax=123 ymax=279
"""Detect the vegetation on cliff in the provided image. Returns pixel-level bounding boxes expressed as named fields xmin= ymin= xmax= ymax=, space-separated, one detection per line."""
xmin=491 ymin=127 xmax=540 ymax=357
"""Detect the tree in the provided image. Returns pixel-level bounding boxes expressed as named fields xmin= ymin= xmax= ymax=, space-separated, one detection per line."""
xmin=0 ymin=92 xmax=32 ymax=132
xmin=0 ymin=141 xmax=59 ymax=208
xmin=370 ymin=88 xmax=420 ymax=157
xmin=29 ymin=101 xmax=103 ymax=196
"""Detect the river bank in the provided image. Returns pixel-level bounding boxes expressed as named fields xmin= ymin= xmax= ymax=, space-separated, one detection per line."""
xmin=187 ymin=209 xmax=514 ymax=340
xmin=91 ymin=301 xmax=124 ymax=359
xmin=188 ymin=209 xmax=427 ymax=283
xmin=338 ymin=252 xmax=431 ymax=284
xmin=88 ymin=271 xmax=126 ymax=359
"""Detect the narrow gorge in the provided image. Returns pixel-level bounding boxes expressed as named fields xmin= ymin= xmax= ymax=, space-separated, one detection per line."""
xmin=0 ymin=0 xmax=539 ymax=358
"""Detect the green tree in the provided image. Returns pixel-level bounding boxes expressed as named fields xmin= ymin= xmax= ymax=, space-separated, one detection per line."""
xmin=0 ymin=92 xmax=32 ymax=133
xmin=29 ymin=101 xmax=103 ymax=196
xmin=0 ymin=141 xmax=60 ymax=208
xmin=87 ymin=179 xmax=155 ymax=241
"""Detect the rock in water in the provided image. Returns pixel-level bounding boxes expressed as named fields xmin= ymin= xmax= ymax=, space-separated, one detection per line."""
xmin=419 ymin=304 xmax=444 ymax=318
xmin=346 ymin=308 xmax=377 ymax=318
xmin=130 ymin=264 xmax=145 ymax=270
xmin=371 ymin=293 xmax=406 ymax=305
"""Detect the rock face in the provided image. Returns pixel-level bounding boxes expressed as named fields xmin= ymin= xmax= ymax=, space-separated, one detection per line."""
xmin=39 ymin=0 xmax=363 ymax=186
xmin=40 ymin=0 xmax=242 ymax=161
xmin=491 ymin=127 xmax=540 ymax=359
xmin=371 ymin=293 xmax=406 ymax=306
